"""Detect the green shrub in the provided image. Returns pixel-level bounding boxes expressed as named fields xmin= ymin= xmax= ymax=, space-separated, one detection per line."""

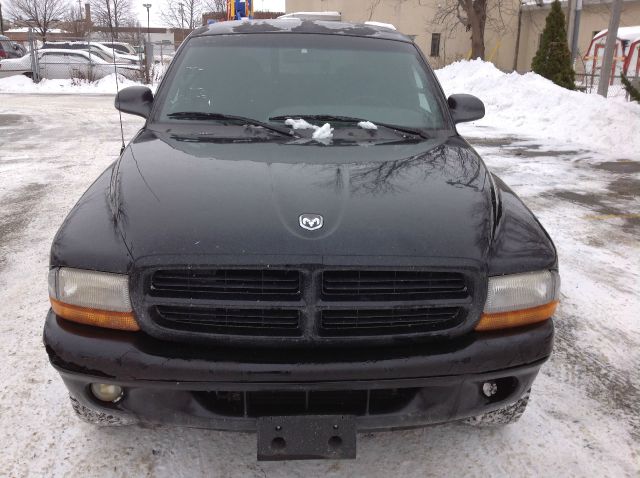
xmin=532 ymin=0 xmax=576 ymax=90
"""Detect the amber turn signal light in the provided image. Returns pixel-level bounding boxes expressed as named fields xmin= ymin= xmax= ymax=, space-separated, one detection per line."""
xmin=50 ymin=298 xmax=140 ymax=331
xmin=48 ymin=267 xmax=139 ymax=331
xmin=475 ymin=301 xmax=558 ymax=332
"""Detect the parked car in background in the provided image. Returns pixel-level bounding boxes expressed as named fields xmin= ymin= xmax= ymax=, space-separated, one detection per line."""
xmin=0 ymin=35 xmax=23 ymax=59
xmin=12 ymin=42 xmax=27 ymax=57
xmin=42 ymin=41 xmax=140 ymax=65
xmin=100 ymin=41 xmax=138 ymax=56
xmin=0 ymin=49 xmax=140 ymax=80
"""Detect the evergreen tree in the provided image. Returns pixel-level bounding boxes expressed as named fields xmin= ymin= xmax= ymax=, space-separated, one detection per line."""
xmin=621 ymin=73 xmax=640 ymax=102
xmin=531 ymin=0 xmax=575 ymax=90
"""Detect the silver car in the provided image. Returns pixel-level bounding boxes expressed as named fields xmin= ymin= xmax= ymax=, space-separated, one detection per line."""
xmin=0 ymin=49 xmax=141 ymax=80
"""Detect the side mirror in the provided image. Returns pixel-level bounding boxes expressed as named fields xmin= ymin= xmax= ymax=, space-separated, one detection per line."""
xmin=447 ymin=94 xmax=485 ymax=124
xmin=115 ymin=86 xmax=154 ymax=119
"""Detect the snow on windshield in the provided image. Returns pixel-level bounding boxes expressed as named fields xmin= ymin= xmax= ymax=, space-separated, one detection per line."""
xmin=285 ymin=118 xmax=335 ymax=141
xmin=358 ymin=121 xmax=378 ymax=130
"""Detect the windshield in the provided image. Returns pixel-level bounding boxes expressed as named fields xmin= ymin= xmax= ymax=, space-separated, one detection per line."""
xmin=155 ymin=34 xmax=448 ymax=131
xmin=89 ymin=48 xmax=112 ymax=62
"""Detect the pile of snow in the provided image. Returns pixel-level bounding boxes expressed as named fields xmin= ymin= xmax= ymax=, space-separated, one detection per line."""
xmin=435 ymin=59 xmax=640 ymax=158
xmin=285 ymin=118 xmax=334 ymax=140
xmin=0 ymin=73 xmax=142 ymax=95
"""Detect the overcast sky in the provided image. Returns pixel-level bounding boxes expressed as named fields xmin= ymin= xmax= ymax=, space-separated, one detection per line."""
xmin=134 ymin=0 xmax=286 ymax=27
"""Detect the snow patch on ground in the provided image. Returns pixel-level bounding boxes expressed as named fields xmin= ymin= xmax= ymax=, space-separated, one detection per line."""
xmin=435 ymin=59 xmax=640 ymax=158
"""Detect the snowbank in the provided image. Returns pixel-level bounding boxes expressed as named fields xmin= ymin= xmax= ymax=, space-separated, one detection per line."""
xmin=435 ymin=59 xmax=640 ymax=157
xmin=0 ymin=73 xmax=144 ymax=95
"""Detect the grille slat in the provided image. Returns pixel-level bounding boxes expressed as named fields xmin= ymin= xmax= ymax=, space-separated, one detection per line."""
xmin=195 ymin=388 xmax=419 ymax=417
xmin=156 ymin=306 xmax=301 ymax=336
xmin=322 ymin=271 xmax=468 ymax=301
xmin=320 ymin=308 xmax=461 ymax=335
xmin=151 ymin=269 xmax=301 ymax=300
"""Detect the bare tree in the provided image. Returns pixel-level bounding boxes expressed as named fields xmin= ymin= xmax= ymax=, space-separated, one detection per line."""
xmin=7 ymin=0 xmax=69 ymax=40
xmin=160 ymin=0 xmax=203 ymax=29
xmin=60 ymin=4 xmax=88 ymax=37
xmin=367 ymin=0 xmax=383 ymax=20
xmin=432 ymin=0 xmax=516 ymax=60
xmin=90 ymin=0 xmax=135 ymax=38
xmin=202 ymin=0 xmax=225 ymax=12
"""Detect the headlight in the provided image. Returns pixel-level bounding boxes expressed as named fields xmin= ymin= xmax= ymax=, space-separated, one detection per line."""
xmin=48 ymin=267 xmax=139 ymax=331
xmin=475 ymin=270 xmax=560 ymax=331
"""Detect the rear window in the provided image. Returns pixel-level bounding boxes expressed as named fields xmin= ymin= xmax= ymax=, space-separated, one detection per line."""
xmin=155 ymin=34 xmax=448 ymax=130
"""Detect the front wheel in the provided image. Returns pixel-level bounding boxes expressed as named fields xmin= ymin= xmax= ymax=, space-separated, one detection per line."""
xmin=463 ymin=389 xmax=531 ymax=427
xmin=69 ymin=395 xmax=137 ymax=427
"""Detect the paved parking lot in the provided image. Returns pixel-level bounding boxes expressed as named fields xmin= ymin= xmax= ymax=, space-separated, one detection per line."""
xmin=0 ymin=94 xmax=638 ymax=477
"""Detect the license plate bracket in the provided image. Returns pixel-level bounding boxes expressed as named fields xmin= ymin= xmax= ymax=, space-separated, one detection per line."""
xmin=257 ymin=415 xmax=356 ymax=461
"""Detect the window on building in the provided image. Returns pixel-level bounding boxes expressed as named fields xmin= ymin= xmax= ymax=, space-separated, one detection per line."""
xmin=430 ymin=33 xmax=441 ymax=57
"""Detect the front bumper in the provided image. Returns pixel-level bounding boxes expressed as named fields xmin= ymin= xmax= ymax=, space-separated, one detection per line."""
xmin=44 ymin=311 xmax=553 ymax=431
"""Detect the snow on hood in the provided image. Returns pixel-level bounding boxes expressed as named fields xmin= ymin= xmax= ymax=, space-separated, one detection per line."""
xmin=435 ymin=59 xmax=640 ymax=158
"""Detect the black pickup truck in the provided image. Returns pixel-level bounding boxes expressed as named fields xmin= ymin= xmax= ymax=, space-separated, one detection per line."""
xmin=44 ymin=20 xmax=559 ymax=461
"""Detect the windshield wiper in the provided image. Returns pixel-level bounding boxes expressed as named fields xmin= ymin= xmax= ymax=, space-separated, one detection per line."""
xmin=269 ymin=114 xmax=429 ymax=139
xmin=167 ymin=112 xmax=296 ymax=137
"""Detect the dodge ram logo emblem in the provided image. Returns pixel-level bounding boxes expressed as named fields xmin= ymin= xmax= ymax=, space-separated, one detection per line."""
xmin=299 ymin=214 xmax=323 ymax=231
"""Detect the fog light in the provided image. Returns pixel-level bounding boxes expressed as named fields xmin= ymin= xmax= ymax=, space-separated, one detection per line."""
xmin=482 ymin=381 xmax=498 ymax=397
xmin=90 ymin=383 xmax=123 ymax=403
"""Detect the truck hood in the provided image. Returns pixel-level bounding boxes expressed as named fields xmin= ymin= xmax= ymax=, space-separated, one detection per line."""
xmin=112 ymin=129 xmax=493 ymax=265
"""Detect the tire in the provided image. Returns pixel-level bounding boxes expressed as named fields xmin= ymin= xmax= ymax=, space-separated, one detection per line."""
xmin=463 ymin=389 xmax=531 ymax=427
xmin=69 ymin=395 xmax=137 ymax=427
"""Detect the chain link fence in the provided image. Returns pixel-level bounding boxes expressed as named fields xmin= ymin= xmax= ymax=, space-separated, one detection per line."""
xmin=575 ymin=72 xmax=638 ymax=99
xmin=1 ymin=29 xmax=174 ymax=85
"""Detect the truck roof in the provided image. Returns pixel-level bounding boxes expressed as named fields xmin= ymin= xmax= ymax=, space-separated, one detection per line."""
xmin=191 ymin=19 xmax=413 ymax=43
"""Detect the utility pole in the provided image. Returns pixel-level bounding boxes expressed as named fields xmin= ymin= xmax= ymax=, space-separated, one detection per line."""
xmin=179 ymin=2 xmax=184 ymax=30
xmin=597 ymin=0 xmax=623 ymax=97
xmin=143 ymin=3 xmax=152 ymax=42
xmin=0 ymin=2 xmax=5 ymax=36
xmin=143 ymin=3 xmax=152 ymax=84
xmin=513 ymin=0 xmax=524 ymax=71
xmin=570 ymin=0 xmax=582 ymax=63
xmin=566 ymin=0 xmax=574 ymax=52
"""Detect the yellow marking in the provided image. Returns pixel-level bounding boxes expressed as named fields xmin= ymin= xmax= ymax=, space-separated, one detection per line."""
xmin=584 ymin=213 xmax=640 ymax=220
xmin=488 ymin=40 xmax=502 ymax=62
